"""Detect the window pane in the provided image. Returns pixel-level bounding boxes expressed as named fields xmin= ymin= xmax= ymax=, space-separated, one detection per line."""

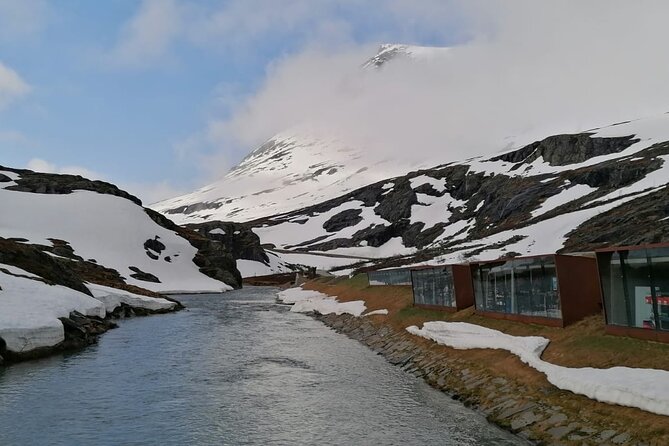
xmin=649 ymin=247 xmax=669 ymax=331
xmin=623 ymin=250 xmax=654 ymax=329
xmin=412 ymin=267 xmax=456 ymax=307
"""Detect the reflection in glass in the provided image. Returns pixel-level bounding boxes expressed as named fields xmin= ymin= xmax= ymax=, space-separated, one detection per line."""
xmin=598 ymin=247 xmax=669 ymax=332
xmin=473 ymin=256 xmax=561 ymax=319
xmin=368 ymin=269 xmax=412 ymax=286
xmin=412 ymin=267 xmax=456 ymax=307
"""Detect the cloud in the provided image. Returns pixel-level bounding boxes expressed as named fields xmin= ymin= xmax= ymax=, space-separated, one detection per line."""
xmin=26 ymin=158 xmax=103 ymax=179
xmin=106 ymin=0 xmax=181 ymax=68
xmin=121 ymin=180 xmax=188 ymax=205
xmin=0 ymin=62 xmax=30 ymax=109
xmin=0 ymin=0 xmax=48 ymax=41
xmin=25 ymin=158 xmax=184 ymax=204
xmin=205 ymin=0 xmax=669 ymax=168
xmin=105 ymin=0 xmax=469 ymax=69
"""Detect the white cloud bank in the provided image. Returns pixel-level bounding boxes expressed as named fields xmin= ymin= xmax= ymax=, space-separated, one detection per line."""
xmin=0 ymin=62 xmax=30 ymax=110
xmin=211 ymin=0 xmax=669 ymax=167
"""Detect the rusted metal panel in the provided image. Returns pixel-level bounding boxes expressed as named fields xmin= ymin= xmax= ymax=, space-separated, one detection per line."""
xmin=452 ymin=264 xmax=475 ymax=310
xmin=555 ymin=254 xmax=603 ymax=326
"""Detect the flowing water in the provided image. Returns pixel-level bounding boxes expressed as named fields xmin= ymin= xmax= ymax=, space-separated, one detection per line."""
xmin=0 ymin=287 xmax=524 ymax=445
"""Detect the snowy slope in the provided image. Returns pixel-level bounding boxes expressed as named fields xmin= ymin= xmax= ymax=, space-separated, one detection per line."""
xmin=0 ymin=265 xmax=176 ymax=355
xmin=244 ymin=114 xmax=669 ymax=268
xmin=154 ymin=127 xmax=413 ymax=224
xmin=0 ymin=264 xmax=106 ymax=353
xmin=0 ymin=171 xmax=233 ymax=293
xmin=153 ymin=44 xmax=450 ymax=224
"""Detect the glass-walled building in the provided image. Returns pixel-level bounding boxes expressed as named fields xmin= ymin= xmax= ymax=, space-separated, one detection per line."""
xmin=411 ymin=265 xmax=474 ymax=312
xmin=472 ymin=254 xmax=601 ymax=327
xmin=367 ymin=268 xmax=412 ymax=286
xmin=597 ymin=244 xmax=669 ymax=342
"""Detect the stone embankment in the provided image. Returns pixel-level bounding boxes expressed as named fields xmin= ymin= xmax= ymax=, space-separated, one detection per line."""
xmin=315 ymin=312 xmax=644 ymax=446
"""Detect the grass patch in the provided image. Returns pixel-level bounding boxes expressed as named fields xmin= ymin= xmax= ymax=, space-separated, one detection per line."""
xmin=396 ymin=306 xmax=451 ymax=324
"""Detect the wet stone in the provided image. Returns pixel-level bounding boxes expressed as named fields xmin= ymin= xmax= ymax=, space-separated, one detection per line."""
xmin=498 ymin=402 xmax=536 ymax=420
xmin=544 ymin=412 xmax=568 ymax=426
xmin=597 ymin=430 xmax=618 ymax=442
xmin=510 ymin=411 xmax=543 ymax=431
xmin=547 ymin=424 xmax=576 ymax=440
xmin=611 ymin=432 xmax=631 ymax=444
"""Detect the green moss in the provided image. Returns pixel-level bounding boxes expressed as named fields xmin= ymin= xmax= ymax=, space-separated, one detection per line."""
xmin=396 ymin=306 xmax=451 ymax=323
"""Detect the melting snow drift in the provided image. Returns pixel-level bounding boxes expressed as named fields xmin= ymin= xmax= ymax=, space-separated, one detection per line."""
xmin=407 ymin=321 xmax=669 ymax=416
xmin=276 ymin=287 xmax=366 ymax=317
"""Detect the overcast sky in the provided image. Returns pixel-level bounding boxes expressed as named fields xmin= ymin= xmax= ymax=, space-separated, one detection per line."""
xmin=2 ymin=1 xmax=669 ymax=203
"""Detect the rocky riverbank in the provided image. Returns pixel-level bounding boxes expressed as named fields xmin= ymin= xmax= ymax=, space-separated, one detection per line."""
xmin=0 ymin=299 xmax=183 ymax=366
xmin=312 ymin=311 xmax=651 ymax=446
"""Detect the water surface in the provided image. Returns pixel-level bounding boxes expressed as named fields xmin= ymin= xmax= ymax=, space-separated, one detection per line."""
xmin=0 ymin=287 xmax=524 ymax=445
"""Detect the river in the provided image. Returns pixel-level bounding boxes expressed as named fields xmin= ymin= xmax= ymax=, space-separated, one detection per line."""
xmin=0 ymin=286 xmax=524 ymax=445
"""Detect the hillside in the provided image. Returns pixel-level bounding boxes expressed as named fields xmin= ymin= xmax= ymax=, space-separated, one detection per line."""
xmin=0 ymin=166 xmax=241 ymax=361
xmin=240 ymin=114 xmax=669 ymax=272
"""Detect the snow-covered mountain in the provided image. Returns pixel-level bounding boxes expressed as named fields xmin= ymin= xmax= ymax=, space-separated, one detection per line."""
xmin=242 ymin=114 xmax=669 ymax=273
xmin=0 ymin=167 xmax=241 ymax=360
xmin=153 ymin=44 xmax=450 ymax=225
xmin=0 ymin=167 xmax=238 ymax=293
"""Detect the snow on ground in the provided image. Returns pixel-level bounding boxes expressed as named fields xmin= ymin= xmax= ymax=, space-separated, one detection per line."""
xmin=86 ymin=283 xmax=176 ymax=313
xmin=0 ymin=265 xmax=105 ymax=353
xmin=276 ymin=287 xmax=366 ymax=317
xmin=409 ymin=175 xmax=446 ymax=192
xmin=325 ymin=237 xmax=416 ymax=259
xmin=531 ymin=183 xmax=598 ymax=218
xmin=465 ymin=114 xmax=669 ymax=179
xmin=0 ymin=170 xmax=19 ymax=188
xmin=0 ymin=187 xmax=232 ymax=293
xmin=407 ymin=321 xmax=669 ymax=416
xmin=363 ymin=309 xmax=389 ymax=316
xmin=269 ymin=251 xmax=359 ymax=269
xmin=433 ymin=188 xmax=654 ymax=263
xmin=410 ymin=192 xmax=464 ymax=228
xmin=253 ymin=200 xmax=390 ymax=249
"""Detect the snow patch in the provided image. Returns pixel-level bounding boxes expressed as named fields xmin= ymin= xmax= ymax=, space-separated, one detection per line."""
xmin=276 ymin=287 xmax=366 ymax=317
xmin=363 ymin=309 xmax=389 ymax=317
xmin=408 ymin=321 xmax=669 ymax=416
xmin=86 ymin=283 xmax=176 ymax=313
xmin=0 ymin=265 xmax=105 ymax=353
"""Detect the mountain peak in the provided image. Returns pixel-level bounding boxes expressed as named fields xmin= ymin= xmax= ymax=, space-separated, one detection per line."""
xmin=363 ymin=43 xmax=450 ymax=68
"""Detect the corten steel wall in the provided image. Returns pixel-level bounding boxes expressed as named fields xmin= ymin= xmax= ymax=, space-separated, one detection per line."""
xmin=471 ymin=254 xmax=601 ymax=328
xmin=555 ymin=254 xmax=603 ymax=326
xmin=452 ymin=264 xmax=475 ymax=310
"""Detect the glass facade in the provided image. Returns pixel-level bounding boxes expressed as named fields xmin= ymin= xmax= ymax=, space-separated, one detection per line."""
xmin=473 ymin=256 xmax=561 ymax=319
xmin=412 ymin=267 xmax=456 ymax=307
xmin=598 ymin=247 xmax=669 ymax=331
xmin=368 ymin=269 xmax=412 ymax=286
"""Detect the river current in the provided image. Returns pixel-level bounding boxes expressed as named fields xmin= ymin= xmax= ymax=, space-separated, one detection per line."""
xmin=0 ymin=287 xmax=524 ymax=445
